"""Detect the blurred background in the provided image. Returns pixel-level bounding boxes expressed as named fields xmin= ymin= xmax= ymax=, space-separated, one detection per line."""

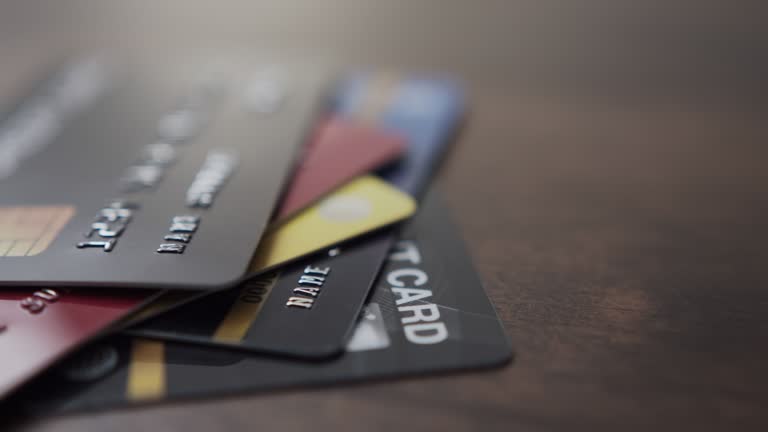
xmin=3 ymin=1 xmax=766 ymax=103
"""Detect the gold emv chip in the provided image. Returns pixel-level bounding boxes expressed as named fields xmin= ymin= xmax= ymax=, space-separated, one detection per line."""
xmin=0 ymin=206 xmax=75 ymax=257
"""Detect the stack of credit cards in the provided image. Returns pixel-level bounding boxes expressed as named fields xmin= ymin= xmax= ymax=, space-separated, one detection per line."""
xmin=0 ymin=56 xmax=512 ymax=415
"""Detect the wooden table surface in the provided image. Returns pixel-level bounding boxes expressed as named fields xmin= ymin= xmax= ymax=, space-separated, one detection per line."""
xmin=4 ymin=1 xmax=767 ymax=431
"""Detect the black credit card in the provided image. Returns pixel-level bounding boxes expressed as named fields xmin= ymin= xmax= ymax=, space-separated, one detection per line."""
xmin=125 ymin=232 xmax=393 ymax=358
xmin=125 ymin=75 xmax=465 ymax=358
xmin=0 ymin=57 xmax=327 ymax=290
xmin=13 ymin=189 xmax=512 ymax=413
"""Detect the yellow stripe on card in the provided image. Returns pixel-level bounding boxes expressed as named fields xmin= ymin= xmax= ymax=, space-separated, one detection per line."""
xmin=247 ymin=176 xmax=416 ymax=273
xmin=213 ymin=274 xmax=278 ymax=342
xmin=127 ymin=340 xmax=166 ymax=401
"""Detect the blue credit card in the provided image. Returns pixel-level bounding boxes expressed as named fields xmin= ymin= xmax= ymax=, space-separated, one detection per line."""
xmin=123 ymin=74 xmax=466 ymax=359
xmin=334 ymin=75 xmax=465 ymax=194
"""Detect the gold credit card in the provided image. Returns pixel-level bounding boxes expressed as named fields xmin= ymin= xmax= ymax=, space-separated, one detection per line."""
xmin=0 ymin=206 xmax=75 ymax=257
xmin=248 ymin=175 xmax=416 ymax=273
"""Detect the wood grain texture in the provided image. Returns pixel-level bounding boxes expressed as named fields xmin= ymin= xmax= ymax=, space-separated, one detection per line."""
xmin=3 ymin=1 xmax=767 ymax=431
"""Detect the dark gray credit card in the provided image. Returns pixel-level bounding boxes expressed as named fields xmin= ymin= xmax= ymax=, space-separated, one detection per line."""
xmin=0 ymin=58 xmax=328 ymax=290
xmin=125 ymin=231 xmax=394 ymax=358
xmin=12 ymin=189 xmax=512 ymax=413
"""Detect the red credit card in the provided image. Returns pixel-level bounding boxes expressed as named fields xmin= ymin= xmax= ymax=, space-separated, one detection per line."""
xmin=276 ymin=117 xmax=406 ymax=220
xmin=0 ymin=288 xmax=156 ymax=398
xmin=0 ymin=118 xmax=404 ymax=399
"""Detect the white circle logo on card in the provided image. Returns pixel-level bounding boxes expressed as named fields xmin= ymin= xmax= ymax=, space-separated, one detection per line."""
xmin=318 ymin=195 xmax=372 ymax=222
